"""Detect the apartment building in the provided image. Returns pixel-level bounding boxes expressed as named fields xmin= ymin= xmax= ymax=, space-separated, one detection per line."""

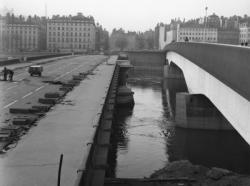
xmin=239 ymin=22 xmax=250 ymax=44
xmin=0 ymin=16 xmax=6 ymax=52
xmin=47 ymin=14 xmax=96 ymax=52
xmin=177 ymin=24 xmax=218 ymax=43
xmin=3 ymin=23 xmax=39 ymax=52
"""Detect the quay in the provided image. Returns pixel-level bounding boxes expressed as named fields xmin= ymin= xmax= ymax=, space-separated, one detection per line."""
xmin=0 ymin=56 xmax=118 ymax=186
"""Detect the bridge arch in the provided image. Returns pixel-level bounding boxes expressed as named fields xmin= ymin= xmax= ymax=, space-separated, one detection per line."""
xmin=164 ymin=42 xmax=250 ymax=144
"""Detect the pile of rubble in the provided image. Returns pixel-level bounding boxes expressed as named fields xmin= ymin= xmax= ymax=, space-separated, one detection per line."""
xmin=150 ymin=160 xmax=250 ymax=186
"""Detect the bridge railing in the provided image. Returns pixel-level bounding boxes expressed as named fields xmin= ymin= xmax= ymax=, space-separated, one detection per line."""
xmin=164 ymin=42 xmax=250 ymax=101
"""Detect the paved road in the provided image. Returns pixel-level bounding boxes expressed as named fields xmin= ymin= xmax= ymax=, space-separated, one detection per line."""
xmin=0 ymin=56 xmax=116 ymax=186
xmin=0 ymin=55 xmax=106 ymax=127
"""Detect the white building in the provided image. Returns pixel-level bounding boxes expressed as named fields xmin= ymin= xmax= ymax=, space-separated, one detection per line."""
xmin=0 ymin=16 xmax=5 ymax=52
xmin=166 ymin=30 xmax=177 ymax=44
xmin=159 ymin=26 xmax=177 ymax=50
xmin=158 ymin=26 xmax=167 ymax=50
xmin=3 ymin=23 xmax=39 ymax=52
xmin=239 ymin=22 xmax=250 ymax=44
xmin=47 ymin=14 xmax=96 ymax=53
xmin=177 ymin=24 xmax=217 ymax=43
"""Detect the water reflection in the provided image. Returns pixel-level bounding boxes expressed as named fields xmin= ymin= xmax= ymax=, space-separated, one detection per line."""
xmin=109 ymin=69 xmax=250 ymax=178
xmin=168 ymin=128 xmax=250 ymax=174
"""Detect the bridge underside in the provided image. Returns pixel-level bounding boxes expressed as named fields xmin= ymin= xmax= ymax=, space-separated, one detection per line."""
xmin=166 ymin=51 xmax=250 ymax=145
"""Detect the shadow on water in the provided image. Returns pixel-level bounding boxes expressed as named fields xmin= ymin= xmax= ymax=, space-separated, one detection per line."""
xmin=108 ymin=68 xmax=250 ymax=178
xmin=168 ymin=128 xmax=250 ymax=174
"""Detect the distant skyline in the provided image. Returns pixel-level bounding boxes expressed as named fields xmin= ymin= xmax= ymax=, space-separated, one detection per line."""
xmin=0 ymin=0 xmax=249 ymax=32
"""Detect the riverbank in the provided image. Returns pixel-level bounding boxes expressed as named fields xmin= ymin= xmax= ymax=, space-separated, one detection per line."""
xmin=150 ymin=160 xmax=250 ymax=186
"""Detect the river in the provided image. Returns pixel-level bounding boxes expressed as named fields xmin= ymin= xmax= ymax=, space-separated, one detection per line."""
xmin=108 ymin=71 xmax=250 ymax=178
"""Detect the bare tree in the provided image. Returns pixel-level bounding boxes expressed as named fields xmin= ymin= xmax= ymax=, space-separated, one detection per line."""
xmin=115 ymin=35 xmax=128 ymax=51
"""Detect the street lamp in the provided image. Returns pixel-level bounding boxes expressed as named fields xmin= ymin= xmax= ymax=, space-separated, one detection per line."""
xmin=204 ymin=6 xmax=208 ymax=42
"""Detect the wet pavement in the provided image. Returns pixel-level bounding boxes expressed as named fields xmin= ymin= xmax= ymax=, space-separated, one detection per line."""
xmin=0 ymin=55 xmax=114 ymax=186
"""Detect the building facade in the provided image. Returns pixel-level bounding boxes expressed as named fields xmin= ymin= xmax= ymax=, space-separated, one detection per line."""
xmin=177 ymin=25 xmax=218 ymax=43
xmin=239 ymin=22 xmax=250 ymax=44
xmin=47 ymin=14 xmax=96 ymax=53
xmin=218 ymin=29 xmax=239 ymax=45
xmin=3 ymin=23 xmax=39 ymax=52
xmin=0 ymin=16 xmax=5 ymax=52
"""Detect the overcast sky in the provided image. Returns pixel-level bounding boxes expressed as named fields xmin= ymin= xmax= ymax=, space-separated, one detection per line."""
xmin=0 ymin=0 xmax=249 ymax=32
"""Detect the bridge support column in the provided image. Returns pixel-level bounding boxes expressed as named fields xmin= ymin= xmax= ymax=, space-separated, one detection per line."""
xmin=164 ymin=65 xmax=184 ymax=79
xmin=175 ymin=93 xmax=234 ymax=130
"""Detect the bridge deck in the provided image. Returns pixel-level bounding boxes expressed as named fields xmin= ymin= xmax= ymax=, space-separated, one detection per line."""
xmin=164 ymin=42 xmax=250 ymax=101
xmin=0 ymin=57 xmax=116 ymax=186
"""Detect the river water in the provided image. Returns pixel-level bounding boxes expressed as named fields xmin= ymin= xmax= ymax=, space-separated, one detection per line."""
xmin=109 ymin=70 xmax=250 ymax=178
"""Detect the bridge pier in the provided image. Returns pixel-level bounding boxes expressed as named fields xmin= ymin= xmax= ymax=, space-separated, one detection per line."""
xmin=164 ymin=63 xmax=184 ymax=79
xmin=175 ymin=93 xmax=234 ymax=130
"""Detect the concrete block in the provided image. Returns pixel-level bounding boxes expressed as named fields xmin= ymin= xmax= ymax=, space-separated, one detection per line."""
xmin=72 ymin=75 xmax=84 ymax=80
xmin=59 ymin=87 xmax=72 ymax=92
xmin=101 ymin=120 xmax=112 ymax=131
xmin=108 ymin=98 xmax=115 ymax=104
xmin=93 ymin=146 xmax=109 ymax=167
xmin=44 ymin=92 xmax=60 ymax=98
xmin=67 ymin=80 xmax=80 ymax=86
xmin=103 ymin=112 xmax=113 ymax=120
xmin=91 ymin=170 xmax=105 ymax=186
xmin=97 ymin=131 xmax=111 ymax=145
xmin=38 ymin=98 xmax=57 ymax=105
xmin=9 ymin=108 xmax=32 ymax=114
xmin=12 ymin=118 xmax=31 ymax=125
xmin=106 ymin=104 xmax=114 ymax=111
xmin=32 ymin=105 xmax=50 ymax=112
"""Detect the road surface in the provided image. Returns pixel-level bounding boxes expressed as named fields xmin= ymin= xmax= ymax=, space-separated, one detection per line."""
xmin=0 ymin=55 xmax=117 ymax=186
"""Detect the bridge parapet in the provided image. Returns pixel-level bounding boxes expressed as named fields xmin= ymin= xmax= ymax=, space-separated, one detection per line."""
xmin=164 ymin=42 xmax=250 ymax=101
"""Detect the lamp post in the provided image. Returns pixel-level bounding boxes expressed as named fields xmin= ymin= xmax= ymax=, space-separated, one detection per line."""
xmin=204 ymin=6 xmax=208 ymax=42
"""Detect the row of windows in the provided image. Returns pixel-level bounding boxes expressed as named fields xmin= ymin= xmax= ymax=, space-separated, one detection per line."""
xmin=48 ymin=22 xmax=93 ymax=26
xmin=6 ymin=27 xmax=38 ymax=30
xmin=180 ymin=36 xmax=217 ymax=41
xmin=180 ymin=32 xmax=216 ymax=36
xmin=240 ymin=34 xmax=250 ymax=37
xmin=4 ymin=30 xmax=37 ymax=35
xmin=48 ymin=38 xmax=91 ymax=42
xmin=48 ymin=44 xmax=90 ymax=49
xmin=5 ymin=37 xmax=37 ymax=41
xmin=48 ymin=32 xmax=90 ymax=36
xmin=180 ymin=28 xmax=216 ymax=31
xmin=48 ymin=27 xmax=91 ymax=31
xmin=7 ymin=43 xmax=37 ymax=46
